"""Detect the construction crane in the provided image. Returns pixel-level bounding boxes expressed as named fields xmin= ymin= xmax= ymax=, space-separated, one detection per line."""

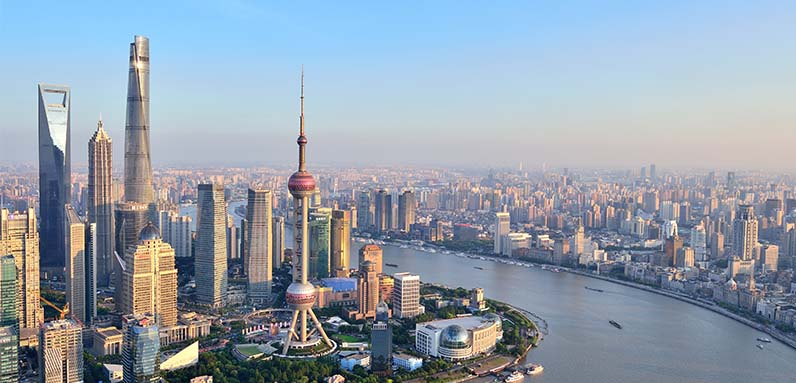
xmin=39 ymin=295 xmax=69 ymax=320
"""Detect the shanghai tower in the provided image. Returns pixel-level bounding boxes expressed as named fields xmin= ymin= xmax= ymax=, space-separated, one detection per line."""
xmin=124 ymin=35 xmax=153 ymax=204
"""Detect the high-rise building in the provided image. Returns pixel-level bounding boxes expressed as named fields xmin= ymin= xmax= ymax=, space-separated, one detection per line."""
xmin=494 ymin=212 xmax=510 ymax=254
xmin=272 ymin=216 xmax=285 ymax=270
xmin=0 ymin=326 xmax=17 ymax=383
xmin=124 ymin=35 xmax=154 ymax=205
xmin=732 ymin=205 xmax=758 ymax=261
xmin=38 ymin=84 xmax=71 ymax=270
xmin=676 ymin=247 xmax=695 ymax=268
xmin=356 ymin=191 xmax=371 ymax=230
xmin=0 ymin=256 xmax=15 ymax=330
xmin=245 ymin=188 xmax=272 ymax=304
xmin=330 ymin=210 xmax=351 ymax=277
xmin=309 ymin=208 xmax=331 ymax=279
xmin=371 ymin=301 xmax=392 ymax=377
xmin=160 ymin=213 xmax=191 ymax=258
xmin=356 ymin=261 xmax=380 ymax=319
xmin=711 ymin=232 xmax=725 ymax=260
xmin=114 ymin=202 xmax=149 ymax=260
xmin=65 ymin=206 xmax=87 ymax=324
xmin=196 ymin=184 xmax=228 ymax=308
xmin=727 ymin=171 xmax=737 ymax=191
xmin=358 ymin=244 xmax=383 ymax=274
xmin=760 ymin=244 xmax=779 ymax=272
xmin=663 ymin=235 xmax=684 ymax=267
xmin=374 ymin=189 xmax=392 ymax=233
xmin=226 ymin=216 xmax=238 ymax=261
xmin=122 ymin=313 xmax=160 ymax=383
xmin=393 ymin=272 xmax=421 ymax=319
xmin=569 ymin=224 xmax=585 ymax=260
xmin=0 ymin=209 xmax=42 ymax=335
xmin=397 ymin=191 xmax=416 ymax=232
xmin=85 ymin=223 xmax=97 ymax=324
xmin=39 ymin=319 xmax=83 ymax=383
xmin=691 ymin=224 xmax=708 ymax=262
xmin=119 ymin=224 xmax=177 ymax=327
xmin=282 ymin=69 xmax=332 ymax=353
xmin=88 ymin=119 xmax=114 ymax=287
xmin=660 ymin=201 xmax=680 ymax=222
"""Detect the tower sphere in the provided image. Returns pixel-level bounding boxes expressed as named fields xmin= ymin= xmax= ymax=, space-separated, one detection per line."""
xmin=288 ymin=171 xmax=316 ymax=198
xmin=285 ymin=282 xmax=317 ymax=310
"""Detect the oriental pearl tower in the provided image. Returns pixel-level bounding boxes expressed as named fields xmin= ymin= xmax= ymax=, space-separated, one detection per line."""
xmin=282 ymin=68 xmax=334 ymax=354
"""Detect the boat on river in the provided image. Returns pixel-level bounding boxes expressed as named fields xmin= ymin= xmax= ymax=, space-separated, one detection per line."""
xmin=585 ymin=286 xmax=604 ymax=293
xmin=757 ymin=337 xmax=771 ymax=343
xmin=609 ymin=320 xmax=622 ymax=329
xmin=757 ymin=344 xmax=764 ymax=350
xmin=385 ymin=263 xmax=399 ymax=268
xmin=504 ymin=371 xmax=525 ymax=382
xmin=526 ymin=364 xmax=544 ymax=375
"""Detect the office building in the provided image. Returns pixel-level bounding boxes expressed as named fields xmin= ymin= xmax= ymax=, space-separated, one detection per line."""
xmin=92 ymin=326 xmax=123 ymax=357
xmin=397 ymin=190 xmax=416 ymax=232
xmin=570 ymin=224 xmax=585 ymax=259
xmin=0 ymin=326 xmax=17 ymax=383
xmin=40 ymin=319 xmax=83 ymax=383
xmin=494 ymin=212 xmax=510 ymax=254
xmin=281 ymin=70 xmax=333 ymax=353
xmin=760 ymin=244 xmax=779 ymax=272
xmin=162 ymin=213 xmax=191 ymax=258
xmin=358 ymin=244 xmax=383 ymax=274
xmin=356 ymin=261 xmax=379 ymax=319
xmin=330 ymin=210 xmax=351 ymax=276
xmin=676 ymin=247 xmax=695 ymax=268
xmin=470 ymin=287 xmax=486 ymax=311
xmin=196 ymin=183 xmax=228 ymax=307
xmin=0 ymin=209 xmax=43 ymax=334
xmin=663 ymin=235 xmax=684 ymax=267
xmin=371 ymin=301 xmax=392 ymax=377
xmin=65 ymin=206 xmax=88 ymax=324
xmin=0 ymin=256 xmax=15 ymax=329
xmin=732 ymin=205 xmax=758 ymax=261
xmin=124 ymin=36 xmax=154 ymax=205
xmin=114 ymin=202 xmax=149 ymax=258
xmin=88 ymin=119 xmax=114 ymax=287
xmin=227 ymin=217 xmax=238 ymax=261
xmin=119 ymin=223 xmax=177 ymax=327
xmin=357 ymin=191 xmax=372 ymax=230
xmin=309 ymin=207 xmax=331 ymax=279
xmin=245 ymin=188 xmax=272 ymax=304
xmin=272 ymin=216 xmax=285 ymax=270
xmin=393 ymin=272 xmax=421 ymax=319
xmin=711 ymin=232 xmax=725 ymax=260
xmin=38 ymin=84 xmax=71 ymax=270
xmin=122 ymin=314 xmax=160 ymax=383
xmin=374 ymin=189 xmax=392 ymax=233
xmin=691 ymin=224 xmax=707 ymax=261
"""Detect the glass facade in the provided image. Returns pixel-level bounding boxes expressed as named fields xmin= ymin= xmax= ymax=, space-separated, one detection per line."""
xmin=309 ymin=208 xmax=332 ymax=279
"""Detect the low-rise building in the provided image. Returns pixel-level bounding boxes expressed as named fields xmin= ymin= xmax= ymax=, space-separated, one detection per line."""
xmin=415 ymin=314 xmax=502 ymax=361
xmin=93 ymin=326 xmax=124 ymax=356
xmin=393 ymin=352 xmax=422 ymax=371
xmin=340 ymin=352 xmax=370 ymax=371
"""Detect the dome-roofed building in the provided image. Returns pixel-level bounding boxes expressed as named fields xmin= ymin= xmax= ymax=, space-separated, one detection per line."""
xmin=138 ymin=222 xmax=160 ymax=241
xmin=416 ymin=316 xmax=501 ymax=361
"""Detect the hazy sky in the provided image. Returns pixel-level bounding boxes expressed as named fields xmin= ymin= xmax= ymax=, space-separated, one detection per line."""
xmin=1 ymin=1 xmax=794 ymax=170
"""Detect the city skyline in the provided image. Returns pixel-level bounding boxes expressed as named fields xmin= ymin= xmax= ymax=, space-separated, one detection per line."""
xmin=2 ymin=2 xmax=796 ymax=169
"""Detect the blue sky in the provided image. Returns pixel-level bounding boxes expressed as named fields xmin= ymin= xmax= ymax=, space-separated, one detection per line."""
xmin=1 ymin=1 xmax=794 ymax=169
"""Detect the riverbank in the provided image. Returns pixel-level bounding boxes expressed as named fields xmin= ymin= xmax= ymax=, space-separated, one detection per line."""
xmin=567 ymin=268 xmax=796 ymax=351
xmin=373 ymin=238 xmax=796 ymax=351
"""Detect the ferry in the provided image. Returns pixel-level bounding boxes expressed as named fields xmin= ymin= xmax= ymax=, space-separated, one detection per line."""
xmin=504 ymin=371 xmax=525 ymax=382
xmin=385 ymin=263 xmax=399 ymax=268
xmin=757 ymin=344 xmax=764 ymax=350
xmin=609 ymin=320 xmax=622 ymax=329
xmin=526 ymin=364 xmax=544 ymax=376
xmin=757 ymin=337 xmax=772 ymax=343
xmin=585 ymin=286 xmax=604 ymax=293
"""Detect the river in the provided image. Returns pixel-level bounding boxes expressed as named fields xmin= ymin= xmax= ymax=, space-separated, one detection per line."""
xmin=202 ymin=203 xmax=796 ymax=382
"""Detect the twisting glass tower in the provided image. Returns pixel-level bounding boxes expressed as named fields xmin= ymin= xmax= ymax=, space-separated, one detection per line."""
xmin=282 ymin=68 xmax=333 ymax=354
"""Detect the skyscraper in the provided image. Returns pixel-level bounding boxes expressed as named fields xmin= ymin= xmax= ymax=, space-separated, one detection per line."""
xmin=119 ymin=223 xmax=177 ymax=327
xmin=0 ymin=256 xmax=16 ymax=329
xmin=39 ymin=319 xmax=83 ymax=383
xmin=309 ymin=207 xmax=331 ymax=279
xmin=494 ymin=212 xmax=510 ymax=254
xmin=330 ymin=210 xmax=351 ymax=276
xmin=398 ymin=190 xmax=416 ymax=232
xmin=732 ymin=205 xmax=758 ymax=261
xmin=371 ymin=301 xmax=392 ymax=377
xmin=392 ymin=272 xmax=421 ymax=319
xmin=226 ymin=216 xmax=238 ymax=260
xmin=124 ymin=36 xmax=154 ymax=205
xmin=0 ymin=326 xmax=17 ymax=383
xmin=245 ymin=188 xmax=272 ymax=304
xmin=663 ymin=235 xmax=684 ymax=267
xmin=356 ymin=191 xmax=371 ymax=230
xmin=356 ymin=261 xmax=380 ymax=318
xmin=358 ymin=244 xmax=383 ymax=274
xmin=196 ymin=183 xmax=228 ymax=307
xmin=122 ymin=313 xmax=160 ymax=383
xmin=85 ymin=222 xmax=97 ymax=324
xmin=0 ymin=209 xmax=42 ymax=336
xmin=374 ymin=189 xmax=392 ymax=233
xmin=38 ymin=84 xmax=71 ymax=270
xmin=160 ymin=212 xmax=191 ymax=258
xmin=65 ymin=206 xmax=87 ymax=324
xmin=272 ymin=216 xmax=285 ymax=270
xmin=88 ymin=119 xmax=114 ymax=287
xmin=282 ymin=69 xmax=333 ymax=353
